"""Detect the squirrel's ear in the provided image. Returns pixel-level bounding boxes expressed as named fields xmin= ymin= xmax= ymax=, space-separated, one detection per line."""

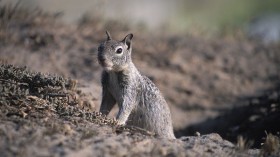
xmin=122 ymin=33 xmax=133 ymax=49
xmin=106 ymin=31 xmax=112 ymax=40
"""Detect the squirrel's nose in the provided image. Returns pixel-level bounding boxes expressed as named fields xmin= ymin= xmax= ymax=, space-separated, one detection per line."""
xmin=98 ymin=54 xmax=106 ymax=62
xmin=98 ymin=57 xmax=106 ymax=62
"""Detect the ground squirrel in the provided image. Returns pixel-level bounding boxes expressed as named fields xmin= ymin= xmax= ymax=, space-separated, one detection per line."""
xmin=97 ymin=31 xmax=175 ymax=139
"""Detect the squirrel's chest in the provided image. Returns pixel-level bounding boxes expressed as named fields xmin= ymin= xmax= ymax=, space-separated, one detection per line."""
xmin=107 ymin=73 xmax=126 ymax=99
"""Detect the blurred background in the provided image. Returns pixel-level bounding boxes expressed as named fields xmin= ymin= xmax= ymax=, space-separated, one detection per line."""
xmin=2 ymin=0 xmax=280 ymax=43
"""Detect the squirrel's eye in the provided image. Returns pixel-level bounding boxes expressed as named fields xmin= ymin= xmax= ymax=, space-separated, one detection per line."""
xmin=116 ymin=47 xmax=123 ymax=54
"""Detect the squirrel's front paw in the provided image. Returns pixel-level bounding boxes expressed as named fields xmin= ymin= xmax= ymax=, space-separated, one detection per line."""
xmin=116 ymin=118 xmax=126 ymax=126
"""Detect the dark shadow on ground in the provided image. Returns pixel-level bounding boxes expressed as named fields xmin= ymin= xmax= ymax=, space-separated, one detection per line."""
xmin=175 ymin=85 xmax=280 ymax=148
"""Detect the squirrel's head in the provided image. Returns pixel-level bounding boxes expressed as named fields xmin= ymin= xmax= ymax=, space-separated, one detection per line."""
xmin=97 ymin=31 xmax=133 ymax=72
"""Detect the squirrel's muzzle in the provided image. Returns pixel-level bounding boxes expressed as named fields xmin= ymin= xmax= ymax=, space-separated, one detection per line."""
xmin=98 ymin=55 xmax=106 ymax=63
xmin=98 ymin=55 xmax=113 ymax=70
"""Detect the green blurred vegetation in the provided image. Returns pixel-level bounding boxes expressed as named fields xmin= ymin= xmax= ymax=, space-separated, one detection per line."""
xmin=171 ymin=0 xmax=280 ymax=34
xmin=1 ymin=0 xmax=280 ymax=35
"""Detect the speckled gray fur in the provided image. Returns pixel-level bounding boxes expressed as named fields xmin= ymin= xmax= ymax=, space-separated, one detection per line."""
xmin=97 ymin=31 xmax=175 ymax=139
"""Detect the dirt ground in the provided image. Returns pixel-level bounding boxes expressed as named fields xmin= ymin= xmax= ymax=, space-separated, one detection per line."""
xmin=0 ymin=5 xmax=280 ymax=157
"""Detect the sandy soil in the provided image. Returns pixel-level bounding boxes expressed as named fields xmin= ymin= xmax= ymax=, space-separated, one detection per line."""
xmin=0 ymin=6 xmax=280 ymax=156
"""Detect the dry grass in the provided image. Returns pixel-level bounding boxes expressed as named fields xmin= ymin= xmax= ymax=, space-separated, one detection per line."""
xmin=236 ymin=136 xmax=253 ymax=151
xmin=261 ymin=133 xmax=280 ymax=156
xmin=0 ymin=1 xmax=60 ymax=45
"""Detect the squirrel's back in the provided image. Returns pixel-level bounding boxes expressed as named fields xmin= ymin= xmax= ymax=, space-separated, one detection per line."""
xmin=126 ymin=75 xmax=175 ymax=139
